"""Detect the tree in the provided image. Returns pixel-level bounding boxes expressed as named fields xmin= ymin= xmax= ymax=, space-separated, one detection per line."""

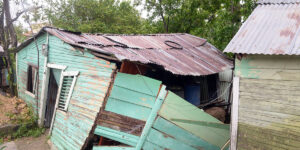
xmin=0 ymin=0 xmax=38 ymax=95
xmin=44 ymin=0 xmax=146 ymax=34
xmin=139 ymin=0 xmax=257 ymax=50
xmin=0 ymin=0 xmax=21 ymax=95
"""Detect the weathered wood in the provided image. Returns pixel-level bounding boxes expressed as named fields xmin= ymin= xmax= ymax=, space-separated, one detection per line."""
xmin=105 ymin=73 xmax=162 ymax=121
xmin=159 ymin=91 xmax=229 ymax=148
xmin=230 ymin=77 xmax=239 ymax=150
xmin=146 ymin=128 xmax=197 ymax=150
xmin=237 ymin=78 xmax=300 ymax=150
xmin=235 ymin=55 xmax=300 ymax=81
xmin=94 ymin=126 xmax=139 ymax=147
xmin=135 ymin=85 xmax=167 ymax=150
xmin=153 ymin=117 xmax=220 ymax=150
xmin=97 ymin=110 xmax=145 ymax=136
xmin=236 ymin=55 xmax=300 ymax=70
xmin=93 ymin=146 xmax=135 ymax=150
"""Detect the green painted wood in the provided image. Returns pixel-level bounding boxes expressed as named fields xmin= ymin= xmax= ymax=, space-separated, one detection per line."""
xmin=17 ymin=34 xmax=47 ymax=112
xmin=146 ymin=128 xmax=197 ymax=150
xmin=17 ymin=34 xmax=116 ymax=150
xmin=105 ymin=98 xmax=152 ymax=121
xmin=105 ymin=73 xmax=162 ymax=121
xmin=93 ymin=147 xmax=135 ymax=150
xmin=142 ymin=141 xmax=164 ymax=150
xmin=113 ymin=73 xmax=161 ymax=96
xmin=159 ymin=91 xmax=229 ymax=148
xmin=109 ymin=86 xmax=156 ymax=108
xmin=94 ymin=125 xmax=139 ymax=147
xmin=135 ymin=85 xmax=167 ymax=149
xmin=235 ymin=55 xmax=300 ymax=81
xmin=153 ymin=117 xmax=220 ymax=150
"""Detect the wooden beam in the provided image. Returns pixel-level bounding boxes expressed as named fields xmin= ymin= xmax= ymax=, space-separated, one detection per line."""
xmin=230 ymin=77 xmax=240 ymax=150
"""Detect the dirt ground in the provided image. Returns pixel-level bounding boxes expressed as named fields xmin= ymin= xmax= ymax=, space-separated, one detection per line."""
xmin=0 ymin=93 xmax=28 ymax=126
xmin=14 ymin=132 xmax=50 ymax=150
xmin=1 ymin=132 xmax=50 ymax=150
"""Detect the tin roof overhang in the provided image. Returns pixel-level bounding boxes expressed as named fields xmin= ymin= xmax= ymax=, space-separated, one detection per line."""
xmin=17 ymin=27 xmax=232 ymax=76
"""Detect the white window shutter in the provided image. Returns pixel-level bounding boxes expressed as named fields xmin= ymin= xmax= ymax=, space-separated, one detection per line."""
xmin=57 ymin=71 xmax=79 ymax=111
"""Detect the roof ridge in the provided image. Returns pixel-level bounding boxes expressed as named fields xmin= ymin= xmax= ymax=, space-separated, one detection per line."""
xmin=257 ymin=0 xmax=300 ymax=4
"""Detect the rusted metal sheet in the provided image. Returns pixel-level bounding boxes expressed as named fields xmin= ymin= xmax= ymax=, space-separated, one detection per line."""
xmin=257 ymin=0 xmax=300 ymax=4
xmin=224 ymin=3 xmax=300 ymax=55
xmin=18 ymin=27 xmax=232 ymax=76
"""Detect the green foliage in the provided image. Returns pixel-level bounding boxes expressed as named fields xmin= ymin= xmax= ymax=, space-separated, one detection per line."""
xmin=6 ymin=105 xmax=45 ymax=139
xmin=42 ymin=0 xmax=257 ymax=52
xmin=141 ymin=0 xmax=257 ymax=51
xmin=45 ymin=0 xmax=146 ymax=34
xmin=15 ymin=24 xmax=28 ymax=43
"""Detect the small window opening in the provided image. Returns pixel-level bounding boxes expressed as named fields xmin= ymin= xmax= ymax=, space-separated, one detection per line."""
xmin=27 ymin=65 xmax=37 ymax=94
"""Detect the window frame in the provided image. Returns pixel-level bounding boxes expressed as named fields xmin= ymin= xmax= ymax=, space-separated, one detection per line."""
xmin=56 ymin=71 xmax=79 ymax=111
xmin=26 ymin=64 xmax=38 ymax=98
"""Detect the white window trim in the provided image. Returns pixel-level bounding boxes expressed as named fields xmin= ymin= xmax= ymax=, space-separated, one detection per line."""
xmin=47 ymin=63 xmax=67 ymax=70
xmin=25 ymin=90 xmax=36 ymax=98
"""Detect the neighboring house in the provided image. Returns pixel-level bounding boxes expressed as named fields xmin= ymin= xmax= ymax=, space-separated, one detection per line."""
xmin=16 ymin=27 xmax=232 ymax=150
xmin=224 ymin=0 xmax=300 ymax=149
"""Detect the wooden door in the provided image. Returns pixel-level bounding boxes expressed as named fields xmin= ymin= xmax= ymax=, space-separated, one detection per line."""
xmin=44 ymin=69 xmax=59 ymax=128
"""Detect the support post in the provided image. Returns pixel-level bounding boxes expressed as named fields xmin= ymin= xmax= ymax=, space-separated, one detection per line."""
xmin=135 ymin=85 xmax=167 ymax=150
xmin=38 ymin=33 xmax=49 ymax=127
xmin=230 ymin=77 xmax=240 ymax=150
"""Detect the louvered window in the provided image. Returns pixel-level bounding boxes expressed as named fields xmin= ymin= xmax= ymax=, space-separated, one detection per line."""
xmin=57 ymin=71 xmax=79 ymax=111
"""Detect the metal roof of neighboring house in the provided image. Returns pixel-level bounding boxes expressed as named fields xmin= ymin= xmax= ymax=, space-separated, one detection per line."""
xmin=18 ymin=27 xmax=232 ymax=76
xmin=224 ymin=3 xmax=300 ymax=55
xmin=257 ymin=0 xmax=300 ymax=4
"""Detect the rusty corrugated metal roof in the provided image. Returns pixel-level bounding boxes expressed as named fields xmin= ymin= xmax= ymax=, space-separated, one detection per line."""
xmin=257 ymin=0 xmax=300 ymax=4
xmin=18 ymin=27 xmax=232 ymax=76
xmin=224 ymin=3 xmax=300 ymax=55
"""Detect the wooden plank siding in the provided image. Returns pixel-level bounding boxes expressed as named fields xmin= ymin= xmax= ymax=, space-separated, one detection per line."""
xmin=235 ymin=55 xmax=300 ymax=149
xmin=105 ymin=73 xmax=161 ymax=121
xmin=95 ymin=73 xmax=230 ymax=150
xmin=159 ymin=91 xmax=230 ymax=148
xmin=17 ymin=34 xmax=116 ymax=150
xmin=17 ymin=34 xmax=46 ymax=111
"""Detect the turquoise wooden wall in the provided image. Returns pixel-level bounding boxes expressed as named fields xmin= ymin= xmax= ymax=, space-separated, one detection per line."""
xmin=105 ymin=73 xmax=162 ymax=121
xmin=17 ymin=34 xmax=46 ymax=111
xmin=17 ymin=34 xmax=116 ymax=150
xmin=94 ymin=73 xmax=229 ymax=150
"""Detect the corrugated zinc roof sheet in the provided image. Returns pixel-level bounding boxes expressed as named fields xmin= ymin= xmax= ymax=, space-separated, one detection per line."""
xmin=257 ymin=0 xmax=300 ymax=4
xmin=224 ymin=3 xmax=300 ymax=55
xmin=33 ymin=27 xmax=231 ymax=76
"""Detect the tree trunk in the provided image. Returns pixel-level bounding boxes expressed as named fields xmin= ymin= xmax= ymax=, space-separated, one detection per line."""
xmin=2 ymin=0 xmax=16 ymax=96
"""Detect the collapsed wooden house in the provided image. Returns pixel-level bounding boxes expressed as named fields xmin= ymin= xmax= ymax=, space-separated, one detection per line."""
xmin=16 ymin=27 xmax=232 ymax=150
xmin=225 ymin=0 xmax=300 ymax=149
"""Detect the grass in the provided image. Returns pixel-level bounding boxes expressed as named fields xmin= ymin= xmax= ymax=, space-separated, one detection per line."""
xmin=1 ymin=105 xmax=45 ymax=142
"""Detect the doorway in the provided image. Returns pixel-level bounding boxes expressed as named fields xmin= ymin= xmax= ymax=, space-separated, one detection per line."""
xmin=44 ymin=69 xmax=60 ymax=127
